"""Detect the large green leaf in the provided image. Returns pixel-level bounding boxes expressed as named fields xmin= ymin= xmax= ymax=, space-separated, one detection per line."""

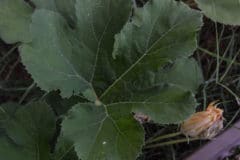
xmin=14 ymin=0 xmax=204 ymax=159
xmin=60 ymin=1 xmax=202 ymax=159
xmin=196 ymin=0 xmax=240 ymax=25
xmin=0 ymin=102 xmax=56 ymax=160
xmin=62 ymin=103 xmax=144 ymax=160
xmin=100 ymin=0 xmax=202 ymax=102
xmin=20 ymin=0 xmax=132 ymax=100
xmin=19 ymin=0 xmax=202 ymax=100
xmin=0 ymin=0 xmax=33 ymax=43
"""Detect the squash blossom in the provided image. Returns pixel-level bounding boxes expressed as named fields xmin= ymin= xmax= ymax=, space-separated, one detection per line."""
xmin=180 ymin=101 xmax=224 ymax=139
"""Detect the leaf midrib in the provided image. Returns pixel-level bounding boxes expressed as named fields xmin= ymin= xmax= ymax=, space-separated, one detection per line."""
xmin=90 ymin=15 xmax=113 ymax=83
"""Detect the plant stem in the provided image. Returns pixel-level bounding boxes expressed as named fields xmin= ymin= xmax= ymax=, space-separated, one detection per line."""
xmin=146 ymin=132 xmax=182 ymax=144
xmin=0 ymin=43 xmax=20 ymax=64
xmin=144 ymin=137 xmax=200 ymax=149
xmin=217 ymin=82 xmax=239 ymax=100
xmin=198 ymin=47 xmax=240 ymax=66
xmin=19 ymin=82 xmax=36 ymax=104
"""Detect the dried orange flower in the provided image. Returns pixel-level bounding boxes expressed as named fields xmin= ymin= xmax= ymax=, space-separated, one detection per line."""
xmin=180 ymin=101 xmax=224 ymax=139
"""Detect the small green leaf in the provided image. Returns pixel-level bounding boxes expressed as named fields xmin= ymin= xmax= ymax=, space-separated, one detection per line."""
xmin=0 ymin=0 xmax=33 ymax=43
xmin=196 ymin=0 xmax=240 ymax=25
xmin=0 ymin=102 xmax=56 ymax=160
xmin=62 ymin=103 xmax=144 ymax=160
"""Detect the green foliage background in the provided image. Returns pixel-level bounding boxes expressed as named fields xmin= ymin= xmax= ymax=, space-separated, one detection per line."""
xmin=1 ymin=0 xmax=230 ymax=159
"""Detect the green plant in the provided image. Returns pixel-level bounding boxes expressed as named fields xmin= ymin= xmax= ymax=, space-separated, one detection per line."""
xmin=195 ymin=0 xmax=240 ymax=25
xmin=0 ymin=0 xmax=204 ymax=159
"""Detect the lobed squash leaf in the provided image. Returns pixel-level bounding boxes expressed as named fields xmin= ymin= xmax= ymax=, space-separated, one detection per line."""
xmin=20 ymin=0 xmax=132 ymax=101
xmin=0 ymin=0 xmax=204 ymax=159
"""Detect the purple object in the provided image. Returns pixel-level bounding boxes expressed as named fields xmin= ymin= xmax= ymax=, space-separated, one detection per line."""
xmin=185 ymin=120 xmax=240 ymax=160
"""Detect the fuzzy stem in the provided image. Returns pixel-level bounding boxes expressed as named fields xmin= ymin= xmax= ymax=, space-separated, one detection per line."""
xmin=146 ymin=132 xmax=182 ymax=144
xmin=144 ymin=137 xmax=200 ymax=149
